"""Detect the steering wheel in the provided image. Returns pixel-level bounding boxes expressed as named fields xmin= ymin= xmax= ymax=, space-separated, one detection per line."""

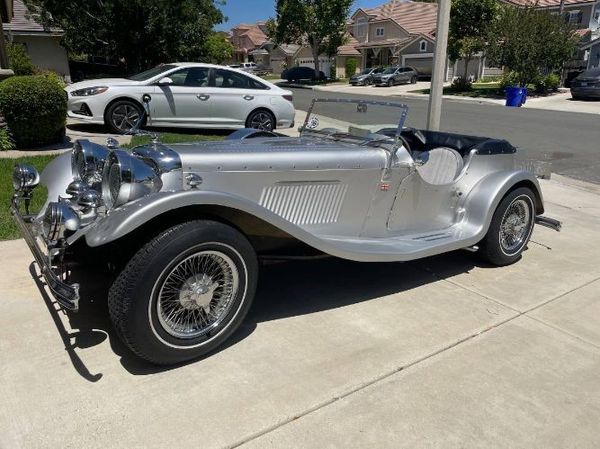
xmin=404 ymin=127 xmax=427 ymax=146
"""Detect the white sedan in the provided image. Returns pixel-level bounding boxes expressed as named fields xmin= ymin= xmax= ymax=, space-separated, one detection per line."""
xmin=65 ymin=62 xmax=295 ymax=134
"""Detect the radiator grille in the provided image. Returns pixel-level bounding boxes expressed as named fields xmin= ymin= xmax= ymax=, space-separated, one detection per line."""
xmin=259 ymin=182 xmax=348 ymax=225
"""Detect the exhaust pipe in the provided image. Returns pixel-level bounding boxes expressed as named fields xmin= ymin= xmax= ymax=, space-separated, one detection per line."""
xmin=535 ymin=215 xmax=562 ymax=232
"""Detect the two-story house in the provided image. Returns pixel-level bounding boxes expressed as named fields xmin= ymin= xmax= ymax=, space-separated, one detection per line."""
xmin=230 ymin=22 xmax=269 ymax=64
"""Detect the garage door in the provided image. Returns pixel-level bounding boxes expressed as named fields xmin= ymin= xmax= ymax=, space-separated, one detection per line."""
xmin=404 ymin=57 xmax=433 ymax=76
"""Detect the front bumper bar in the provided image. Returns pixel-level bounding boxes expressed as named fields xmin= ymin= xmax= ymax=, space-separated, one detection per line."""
xmin=10 ymin=202 xmax=80 ymax=311
xmin=535 ymin=215 xmax=562 ymax=232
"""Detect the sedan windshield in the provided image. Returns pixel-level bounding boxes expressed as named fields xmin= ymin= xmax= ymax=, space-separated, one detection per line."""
xmin=578 ymin=68 xmax=600 ymax=79
xmin=128 ymin=64 xmax=177 ymax=81
xmin=360 ymin=68 xmax=373 ymax=75
xmin=382 ymin=67 xmax=397 ymax=75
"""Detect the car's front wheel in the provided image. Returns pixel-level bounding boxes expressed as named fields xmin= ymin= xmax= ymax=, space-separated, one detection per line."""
xmin=387 ymin=79 xmax=393 ymax=87
xmin=105 ymin=100 xmax=144 ymax=134
xmin=410 ymin=75 xmax=417 ymax=84
xmin=478 ymin=187 xmax=536 ymax=266
xmin=246 ymin=109 xmax=276 ymax=131
xmin=108 ymin=220 xmax=258 ymax=365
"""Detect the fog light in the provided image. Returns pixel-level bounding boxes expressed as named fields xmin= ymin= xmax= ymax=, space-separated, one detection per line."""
xmin=12 ymin=164 xmax=40 ymax=192
xmin=43 ymin=202 xmax=81 ymax=241
xmin=66 ymin=180 xmax=88 ymax=198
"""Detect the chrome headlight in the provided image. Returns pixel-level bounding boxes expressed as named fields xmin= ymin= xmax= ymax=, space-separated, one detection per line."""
xmin=70 ymin=86 xmax=109 ymax=97
xmin=72 ymin=139 xmax=111 ymax=186
xmin=43 ymin=202 xmax=81 ymax=241
xmin=102 ymin=150 xmax=163 ymax=208
xmin=12 ymin=164 xmax=40 ymax=192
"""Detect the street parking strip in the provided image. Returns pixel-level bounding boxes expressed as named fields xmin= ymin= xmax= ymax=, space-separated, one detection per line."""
xmin=1 ymin=176 xmax=600 ymax=449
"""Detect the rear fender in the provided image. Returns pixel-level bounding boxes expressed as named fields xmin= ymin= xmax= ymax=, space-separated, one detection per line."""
xmin=460 ymin=170 xmax=543 ymax=239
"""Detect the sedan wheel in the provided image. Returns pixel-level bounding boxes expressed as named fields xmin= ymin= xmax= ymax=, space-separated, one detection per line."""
xmin=410 ymin=75 xmax=417 ymax=84
xmin=387 ymin=79 xmax=393 ymax=87
xmin=478 ymin=187 xmax=536 ymax=266
xmin=108 ymin=220 xmax=258 ymax=365
xmin=247 ymin=110 xmax=275 ymax=131
xmin=106 ymin=100 xmax=144 ymax=134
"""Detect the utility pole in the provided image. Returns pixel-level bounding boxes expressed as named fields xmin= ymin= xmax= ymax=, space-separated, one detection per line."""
xmin=426 ymin=0 xmax=451 ymax=131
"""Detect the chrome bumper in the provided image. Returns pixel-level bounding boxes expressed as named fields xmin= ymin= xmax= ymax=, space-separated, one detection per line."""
xmin=10 ymin=200 xmax=80 ymax=311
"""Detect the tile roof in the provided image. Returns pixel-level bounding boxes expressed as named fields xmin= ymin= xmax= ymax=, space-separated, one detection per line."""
xmin=337 ymin=35 xmax=361 ymax=56
xmin=356 ymin=36 xmax=413 ymax=49
xmin=501 ymin=0 xmax=596 ymax=6
xmin=3 ymin=0 xmax=62 ymax=34
xmin=275 ymin=44 xmax=302 ymax=56
xmin=231 ymin=22 xmax=268 ymax=47
xmin=357 ymin=1 xmax=438 ymax=35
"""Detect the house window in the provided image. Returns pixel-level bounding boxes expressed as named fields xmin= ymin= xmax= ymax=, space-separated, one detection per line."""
xmin=376 ymin=27 xmax=385 ymax=37
xmin=566 ymin=10 xmax=583 ymax=25
xmin=355 ymin=18 xmax=367 ymax=38
xmin=419 ymin=40 xmax=427 ymax=52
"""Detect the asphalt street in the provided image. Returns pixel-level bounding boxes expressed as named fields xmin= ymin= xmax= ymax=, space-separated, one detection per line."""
xmin=289 ymin=87 xmax=600 ymax=184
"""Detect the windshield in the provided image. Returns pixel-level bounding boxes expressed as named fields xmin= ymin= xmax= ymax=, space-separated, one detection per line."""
xmin=578 ymin=68 xmax=600 ymax=78
xmin=382 ymin=67 xmax=397 ymax=75
xmin=300 ymin=98 xmax=409 ymax=147
xmin=360 ymin=68 xmax=372 ymax=75
xmin=128 ymin=64 xmax=177 ymax=81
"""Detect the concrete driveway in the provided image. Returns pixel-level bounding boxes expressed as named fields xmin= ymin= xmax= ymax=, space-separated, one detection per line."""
xmin=1 ymin=175 xmax=600 ymax=449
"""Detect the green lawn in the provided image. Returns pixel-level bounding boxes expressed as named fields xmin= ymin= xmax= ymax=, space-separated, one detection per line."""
xmin=414 ymin=82 xmax=505 ymax=99
xmin=0 ymin=155 xmax=55 ymax=240
xmin=1 ymin=132 xmax=225 ymax=240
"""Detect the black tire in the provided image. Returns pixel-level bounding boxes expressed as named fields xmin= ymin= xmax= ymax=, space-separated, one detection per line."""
xmin=246 ymin=109 xmax=276 ymax=131
xmin=387 ymin=79 xmax=393 ymax=87
xmin=105 ymin=99 xmax=145 ymax=134
xmin=410 ymin=75 xmax=417 ymax=84
xmin=108 ymin=220 xmax=258 ymax=365
xmin=478 ymin=187 xmax=536 ymax=266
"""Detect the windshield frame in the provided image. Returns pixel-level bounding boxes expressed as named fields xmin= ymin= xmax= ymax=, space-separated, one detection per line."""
xmin=128 ymin=64 xmax=177 ymax=81
xmin=301 ymin=98 xmax=409 ymax=145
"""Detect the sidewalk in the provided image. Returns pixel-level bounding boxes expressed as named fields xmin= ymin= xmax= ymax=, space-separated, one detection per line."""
xmin=1 ymin=174 xmax=599 ymax=448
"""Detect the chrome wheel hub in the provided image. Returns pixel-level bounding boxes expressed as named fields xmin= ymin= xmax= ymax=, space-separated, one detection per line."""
xmin=499 ymin=197 xmax=532 ymax=254
xmin=156 ymin=250 xmax=239 ymax=339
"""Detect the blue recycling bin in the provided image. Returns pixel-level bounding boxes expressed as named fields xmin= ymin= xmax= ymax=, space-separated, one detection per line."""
xmin=506 ymin=86 xmax=527 ymax=107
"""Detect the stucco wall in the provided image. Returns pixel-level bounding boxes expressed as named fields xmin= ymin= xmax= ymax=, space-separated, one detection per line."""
xmin=368 ymin=20 xmax=408 ymax=42
xmin=401 ymin=38 xmax=434 ymax=55
xmin=10 ymin=34 xmax=70 ymax=81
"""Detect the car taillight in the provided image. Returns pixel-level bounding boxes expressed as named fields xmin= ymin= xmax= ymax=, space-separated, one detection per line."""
xmin=283 ymin=94 xmax=293 ymax=102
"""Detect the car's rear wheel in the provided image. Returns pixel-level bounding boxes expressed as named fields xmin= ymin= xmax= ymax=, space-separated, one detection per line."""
xmin=108 ymin=220 xmax=258 ymax=365
xmin=105 ymin=100 xmax=144 ymax=134
xmin=478 ymin=187 xmax=536 ymax=266
xmin=246 ymin=109 xmax=276 ymax=131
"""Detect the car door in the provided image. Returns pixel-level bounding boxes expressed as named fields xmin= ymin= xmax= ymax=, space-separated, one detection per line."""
xmin=393 ymin=68 xmax=402 ymax=84
xmin=151 ymin=67 xmax=213 ymax=126
xmin=208 ymin=68 xmax=272 ymax=128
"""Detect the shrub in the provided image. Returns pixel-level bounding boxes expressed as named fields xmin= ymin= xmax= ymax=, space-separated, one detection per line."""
xmin=534 ymin=73 xmax=560 ymax=94
xmin=345 ymin=58 xmax=358 ymax=78
xmin=499 ymin=71 xmax=521 ymax=89
xmin=0 ymin=128 xmax=15 ymax=151
xmin=0 ymin=75 xmax=67 ymax=148
xmin=450 ymin=76 xmax=473 ymax=92
xmin=6 ymin=43 xmax=35 ymax=76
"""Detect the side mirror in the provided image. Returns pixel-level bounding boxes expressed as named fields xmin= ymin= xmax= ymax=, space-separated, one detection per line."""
xmin=157 ymin=77 xmax=173 ymax=86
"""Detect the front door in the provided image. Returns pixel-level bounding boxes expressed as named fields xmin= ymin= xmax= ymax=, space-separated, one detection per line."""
xmin=151 ymin=67 xmax=213 ymax=126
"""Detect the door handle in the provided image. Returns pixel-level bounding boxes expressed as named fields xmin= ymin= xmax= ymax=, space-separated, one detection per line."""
xmin=197 ymin=94 xmax=210 ymax=101
xmin=243 ymin=95 xmax=254 ymax=101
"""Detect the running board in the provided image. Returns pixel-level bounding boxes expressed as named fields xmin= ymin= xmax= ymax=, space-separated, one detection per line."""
xmin=535 ymin=215 xmax=562 ymax=232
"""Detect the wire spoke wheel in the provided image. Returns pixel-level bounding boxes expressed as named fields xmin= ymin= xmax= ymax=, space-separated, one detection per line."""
xmin=156 ymin=250 xmax=239 ymax=339
xmin=499 ymin=197 xmax=532 ymax=254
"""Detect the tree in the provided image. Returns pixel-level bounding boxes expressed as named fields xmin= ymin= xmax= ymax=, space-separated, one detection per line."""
xmin=448 ymin=0 xmax=498 ymax=84
xmin=273 ymin=0 xmax=353 ymax=78
xmin=22 ymin=0 xmax=225 ymax=73
xmin=204 ymin=32 xmax=234 ymax=64
xmin=486 ymin=4 xmax=579 ymax=86
xmin=7 ymin=43 xmax=36 ymax=75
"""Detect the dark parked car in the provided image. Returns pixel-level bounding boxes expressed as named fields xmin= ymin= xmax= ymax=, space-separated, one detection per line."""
xmin=373 ymin=66 xmax=418 ymax=87
xmin=570 ymin=68 xmax=600 ymax=100
xmin=283 ymin=66 xmax=326 ymax=82
xmin=349 ymin=67 xmax=385 ymax=86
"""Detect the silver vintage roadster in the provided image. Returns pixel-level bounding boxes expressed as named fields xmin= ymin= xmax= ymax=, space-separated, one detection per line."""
xmin=11 ymin=98 xmax=560 ymax=364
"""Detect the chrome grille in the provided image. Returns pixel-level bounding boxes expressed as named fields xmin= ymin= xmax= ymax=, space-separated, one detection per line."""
xmin=259 ymin=182 xmax=348 ymax=225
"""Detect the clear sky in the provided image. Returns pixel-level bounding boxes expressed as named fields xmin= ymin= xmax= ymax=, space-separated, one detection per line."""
xmin=215 ymin=0 xmax=386 ymax=31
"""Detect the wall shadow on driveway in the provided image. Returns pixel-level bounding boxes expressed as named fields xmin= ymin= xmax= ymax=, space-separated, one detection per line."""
xmin=31 ymin=250 xmax=494 ymax=378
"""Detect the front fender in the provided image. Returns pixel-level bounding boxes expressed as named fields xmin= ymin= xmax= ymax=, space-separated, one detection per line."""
xmin=461 ymin=169 xmax=543 ymax=239
xmin=83 ymin=190 xmax=325 ymax=249
xmin=37 ymin=151 xmax=73 ymax=218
